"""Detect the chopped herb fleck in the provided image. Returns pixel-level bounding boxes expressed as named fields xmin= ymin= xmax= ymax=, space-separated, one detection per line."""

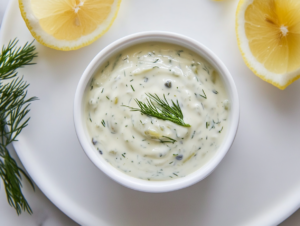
xmin=203 ymin=64 xmax=209 ymax=74
xmin=212 ymin=90 xmax=218 ymax=94
xmin=206 ymin=121 xmax=210 ymax=129
xmin=90 ymin=78 xmax=94 ymax=90
xmin=131 ymin=85 xmax=135 ymax=91
xmin=153 ymin=59 xmax=159 ymax=63
xmin=112 ymin=54 xmax=122 ymax=70
xmin=177 ymin=50 xmax=183 ymax=56
xmin=191 ymin=130 xmax=196 ymax=139
xmin=159 ymin=136 xmax=177 ymax=144
xmin=106 ymin=96 xmax=110 ymax=100
xmin=199 ymin=89 xmax=207 ymax=99
xmin=219 ymin=127 xmax=223 ymax=133
xmin=101 ymin=120 xmax=106 ymax=127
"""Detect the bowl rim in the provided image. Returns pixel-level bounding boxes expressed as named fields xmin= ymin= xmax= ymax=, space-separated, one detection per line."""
xmin=74 ymin=31 xmax=240 ymax=193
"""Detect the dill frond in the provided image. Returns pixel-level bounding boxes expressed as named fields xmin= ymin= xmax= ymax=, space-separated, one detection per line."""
xmin=0 ymin=39 xmax=38 ymax=215
xmin=122 ymin=93 xmax=190 ymax=127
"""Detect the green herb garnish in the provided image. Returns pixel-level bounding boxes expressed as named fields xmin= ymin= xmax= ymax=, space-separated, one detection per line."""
xmin=0 ymin=39 xmax=38 ymax=215
xmin=122 ymin=93 xmax=190 ymax=127
xmin=101 ymin=120 xmax=106 ymax=127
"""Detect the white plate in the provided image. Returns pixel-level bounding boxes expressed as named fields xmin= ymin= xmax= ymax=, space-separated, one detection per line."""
xmin=1 ymin=0 xmax=300 ymax=225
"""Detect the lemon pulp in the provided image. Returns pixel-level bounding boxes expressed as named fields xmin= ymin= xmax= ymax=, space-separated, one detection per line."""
xmin=236 ymin=0 xmax=300 ymax=89
xmin=19 ymin=0 xmax=121 ymax=50
xmin=31 ymin=0 xmax=114 ymax=41
xmin=245 ymin=0 xmax=300 ymax=74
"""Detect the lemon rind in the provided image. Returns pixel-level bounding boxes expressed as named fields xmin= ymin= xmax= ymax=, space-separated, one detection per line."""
xmin=19 ymin=0 xmax=122 ymax=51
xmin=235 ymin=0 xmax=300 ymax=90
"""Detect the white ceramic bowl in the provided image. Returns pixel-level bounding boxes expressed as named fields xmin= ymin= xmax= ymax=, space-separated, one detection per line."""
xmin=74 ymin=31 xmax=239 ymax=193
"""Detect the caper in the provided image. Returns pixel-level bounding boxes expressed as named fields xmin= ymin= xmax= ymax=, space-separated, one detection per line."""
xmin=176 ymin=155 xmax=183 ymax=160
xmin=165 ymin=81 xmax=172 ymax=88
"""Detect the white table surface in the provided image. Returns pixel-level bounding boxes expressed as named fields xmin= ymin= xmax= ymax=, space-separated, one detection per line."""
xmin=0 ymin=0 xmax=299 ymax=225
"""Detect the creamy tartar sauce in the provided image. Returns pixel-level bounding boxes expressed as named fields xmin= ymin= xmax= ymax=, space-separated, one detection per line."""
xmin=85 ymin=42 xmax=230 ymax=181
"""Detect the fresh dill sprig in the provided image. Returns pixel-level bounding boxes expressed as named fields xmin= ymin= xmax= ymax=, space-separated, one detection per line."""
xmin=0 ymin=39 xmax=37 ymax=80
xmin=122 ymin=93 xmax=190 ymax=127
xmin=0 ymin=39 xmax=38 ymax=215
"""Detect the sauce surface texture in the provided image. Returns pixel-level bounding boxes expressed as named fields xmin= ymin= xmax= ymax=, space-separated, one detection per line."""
xmin=85 ymin=42 xmax=230 ymax=180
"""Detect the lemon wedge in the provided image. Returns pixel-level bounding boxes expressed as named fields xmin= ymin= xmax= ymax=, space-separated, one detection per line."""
xmin=236 ymin=0 xmax=300 ymax=89
xmin=19 ymin=0 xmax=121 ymax=51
